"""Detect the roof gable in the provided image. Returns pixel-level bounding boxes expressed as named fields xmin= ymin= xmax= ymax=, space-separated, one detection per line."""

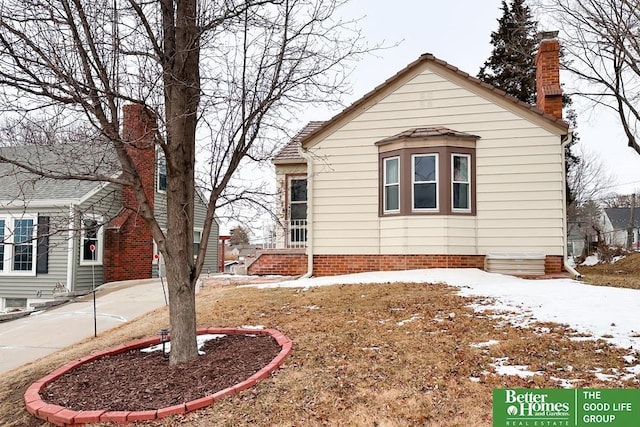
xmin=604 ymin=208 xmax=640 ymax=229
xmin=299 ymin=53 xmax=569 ymax=149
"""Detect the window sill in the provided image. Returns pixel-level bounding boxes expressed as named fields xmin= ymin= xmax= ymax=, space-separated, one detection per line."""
xmin=0 ymin=271 xmax=37 ymax=277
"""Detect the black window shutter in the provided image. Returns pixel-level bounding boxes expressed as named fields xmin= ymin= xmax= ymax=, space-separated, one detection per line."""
xmin=36 ymin=216 xmax=49 ymax=274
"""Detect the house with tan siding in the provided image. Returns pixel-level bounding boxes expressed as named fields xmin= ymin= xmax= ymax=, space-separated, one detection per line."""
xmin=252 ymin=35 xmax=572 ymax=277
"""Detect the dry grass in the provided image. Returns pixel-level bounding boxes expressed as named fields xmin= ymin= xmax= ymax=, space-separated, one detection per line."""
xmin=577 ymin=252 xmax=640 ymax=290
xmin=1 ymin=281 xmax=638 ymax=427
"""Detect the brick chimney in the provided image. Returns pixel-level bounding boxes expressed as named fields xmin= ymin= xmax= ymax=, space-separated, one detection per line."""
xmin=535 ymin=31 xmax=563 ymax=120
xmin=103 ymin=104 xmax=157 ymax=283
xmin=122 ymin=103 xmax=156 ymax=211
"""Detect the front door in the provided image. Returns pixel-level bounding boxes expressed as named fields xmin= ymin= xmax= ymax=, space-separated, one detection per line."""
xmin=288 ymin=177 xmax=307 ymax=246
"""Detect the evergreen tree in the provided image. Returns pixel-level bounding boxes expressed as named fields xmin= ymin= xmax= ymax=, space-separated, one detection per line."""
xmin=478 ymin=0 xmax=538 ymax=104
xmin=480 ymin=0 xmax=581 ymax=207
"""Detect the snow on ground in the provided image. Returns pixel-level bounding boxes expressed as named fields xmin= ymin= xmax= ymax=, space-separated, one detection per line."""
xmin=580 ymin=255 xmax=599 ymax=266
xmin=254 ymin=268 xmax=640 ymax=351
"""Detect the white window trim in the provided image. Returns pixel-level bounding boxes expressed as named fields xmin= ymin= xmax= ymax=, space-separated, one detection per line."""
xmin=383 ymin=156 xmax=400 ymax=213
xmin=157 ymin=152 xmax=167 ymax=194
xmin=412 ymin=153 xmax=439 ymax=212
xmin=79 ymin=215 xmax=104 ymax=266
xmin=451 ymin=153 xmax=472 ymax=213
xmin=193 ymin=228 xmax=202 ymax=260
xmin=0 ymin=214 xmax=37 ymax=276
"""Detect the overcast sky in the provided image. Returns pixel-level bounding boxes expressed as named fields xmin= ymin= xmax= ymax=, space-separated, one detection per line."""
xmin=300 ymin=0 xmax=640 ymax=196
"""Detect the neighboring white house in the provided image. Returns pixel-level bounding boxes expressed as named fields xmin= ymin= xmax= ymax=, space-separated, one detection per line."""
xmin=252 ymin=34 xmax=570 ymax=277
xmin=601 ymin=208 xmax=640 ymax=250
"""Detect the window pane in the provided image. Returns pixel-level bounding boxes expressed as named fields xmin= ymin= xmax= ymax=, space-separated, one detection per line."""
xmin=290 ymin=203 xmax=307 ymax=220
xmin=453 ymin=183 xmax=469 ymax=209
xmin=83 ymin=219 xmax=100 ymax=261
xmin=13 ymin=219 xmax=33 ymax=271
xmin=14 ymin=245 xmax=33 ymax=270
xmin=385 ymin=184 xmax=399 ymax=211
xmin=158 ymin=156 xmax=167 ymax=191
xmin=193 ymin=231 xmax=201 ymax=255
xmin=291 ymin=179 xmax=307 ymax=202
xmin=414 ymin=183 xmax=437 ymax=209
xmin=384 ymin=158 xmax=399 ymax=185
xmin=414 ymin=156 xmax=436 ymax=182
xmin=453 ymin=155 xmax=469 ymax=181
xmin=83 ymin=239 xmax=98 ymax=261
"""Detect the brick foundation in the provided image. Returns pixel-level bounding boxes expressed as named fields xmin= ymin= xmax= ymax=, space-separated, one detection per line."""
xmin=544 ymin=255 xmax=564 ymax=274
xmin=248 ymin=252 xmax=565 ymax=277
xmin=312 ymin=254 xmax=485 ymax=276
xmin=247 ymin=251 xmax=307 ymax=276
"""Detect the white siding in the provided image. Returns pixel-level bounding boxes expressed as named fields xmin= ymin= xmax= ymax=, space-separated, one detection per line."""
xmin=305 ymin=61 xmax=565 ymax=257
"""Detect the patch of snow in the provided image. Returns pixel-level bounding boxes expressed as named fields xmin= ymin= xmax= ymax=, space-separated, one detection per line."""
xmin=469 ymin=377 xmax=481 ymax=382
xmin=623 ymin=354 xmax=637 ymax=364
xmin=240 ymin=325 xmax=265 ymax=330
xmin=470 ymin=340 xmax=499 ymax=348
xmin=492 ymin=358 xmax=541 ymax=379
xmin=397 ymin=314 xmax=421 ymax=326
xmin=303 ymin=305 xmax=321 ymax=310
xmin=141 ymin=333 xmax=226 ymax=355
xmin=580 ymin=255 xmax=599 ymax=266
xmin=611 ymin=255 xmax=626 ymax=264
xmin=592 ymin=368 xmax=617 ymax=382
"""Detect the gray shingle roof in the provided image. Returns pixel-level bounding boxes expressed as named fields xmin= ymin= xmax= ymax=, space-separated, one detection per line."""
xmin=604 ymin=208 xmax=640 ymax=230
xmin=273 ymin=121 xmax=324 ymax=163
xmin=0 ymin=142 xmax=120 ymax=203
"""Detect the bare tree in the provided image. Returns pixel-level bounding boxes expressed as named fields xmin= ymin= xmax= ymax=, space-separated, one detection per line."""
xmin=566 ymin=144 xmax=616 ymax=256
xmin=0 ymin=0 xmax=366 ymax=364
xmin=539 ymin=0 xmax=640 ymax=155
xmin=602 ymin=192 xmax=640 ymax=208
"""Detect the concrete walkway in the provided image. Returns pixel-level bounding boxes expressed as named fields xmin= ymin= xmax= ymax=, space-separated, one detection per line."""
xmin=0 ymin=278 xmax=170 ymax=374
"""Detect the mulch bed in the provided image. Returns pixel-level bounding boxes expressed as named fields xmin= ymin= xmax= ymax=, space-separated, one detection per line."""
xmin=40 ymin=335 xmax=281 ymax=412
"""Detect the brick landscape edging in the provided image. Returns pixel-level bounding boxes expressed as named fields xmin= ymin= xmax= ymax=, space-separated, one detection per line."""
xmin=24 ymin=327 xmax=293 ymax=426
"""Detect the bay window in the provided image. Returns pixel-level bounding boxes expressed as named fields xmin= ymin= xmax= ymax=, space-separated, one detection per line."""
xmin=377 ymin=132 xmax=476 ymax=216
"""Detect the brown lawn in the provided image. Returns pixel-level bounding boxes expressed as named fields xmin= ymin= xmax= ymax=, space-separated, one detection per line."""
xmin=576 ymin=252 xmax=640 ymax=290
xmin=0 ymin=279 xmax=637 ymax=426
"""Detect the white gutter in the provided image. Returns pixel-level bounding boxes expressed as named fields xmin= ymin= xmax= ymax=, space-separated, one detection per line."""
xmin=299 ymin=147 xmax=314 ymax=278
xmin=0 ymin=198 xmax=81 ymax=209
xmin=66 ymin=203 xmax=76 ymax=291
xmin=561 ymin=130 xmax=582 ymax=279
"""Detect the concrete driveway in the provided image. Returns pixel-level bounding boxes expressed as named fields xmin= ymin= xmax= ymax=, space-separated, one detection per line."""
xmin=0 ymin=278 xmax=170 ymax=374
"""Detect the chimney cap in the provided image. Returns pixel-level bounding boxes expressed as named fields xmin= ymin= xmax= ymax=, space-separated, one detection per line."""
xmin=537 ymin=30 xmax=559 ymax=41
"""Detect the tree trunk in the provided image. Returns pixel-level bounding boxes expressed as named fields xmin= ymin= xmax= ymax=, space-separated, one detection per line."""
xmin=161 ymin=0 xmax=201 ymax=365
xmin=165 ymin=250 xmax=198 ymax=364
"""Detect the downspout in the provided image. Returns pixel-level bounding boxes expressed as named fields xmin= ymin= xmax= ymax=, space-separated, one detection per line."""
xmin=561 ymin=131 xmax=582 ymax=278
xmin=66 ymin=203 xmax=76 ymax=291
xmin=299 ymin=147 xmax=314 ymax=278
